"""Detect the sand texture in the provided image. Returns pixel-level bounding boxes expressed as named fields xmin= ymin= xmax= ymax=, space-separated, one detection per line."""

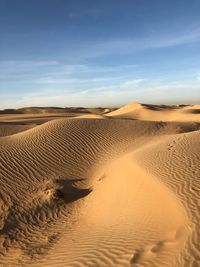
xmin=0 ymin=104 xmax=199 ymax=266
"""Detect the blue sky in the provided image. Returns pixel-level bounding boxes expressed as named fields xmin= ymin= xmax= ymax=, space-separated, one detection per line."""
xmin=0 ymin=0 xmax=200 ymax=108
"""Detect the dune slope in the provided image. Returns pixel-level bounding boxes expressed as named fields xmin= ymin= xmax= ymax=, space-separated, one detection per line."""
xmin=107 ymin=102 xmax=200 ymax=122
xmin=0 ymin=115 xmax=199 ymax=266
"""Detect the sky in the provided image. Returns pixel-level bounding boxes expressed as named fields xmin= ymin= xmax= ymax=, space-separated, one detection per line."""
xmin=0 ymin=0 xmax=200 ymax=108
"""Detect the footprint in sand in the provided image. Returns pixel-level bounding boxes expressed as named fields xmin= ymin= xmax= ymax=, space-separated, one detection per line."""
xmin=130 ymin=230 xmax=180 ymax=266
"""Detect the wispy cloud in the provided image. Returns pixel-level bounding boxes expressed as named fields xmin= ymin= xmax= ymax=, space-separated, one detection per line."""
xmin=0 ymin=60 xmax=139 ymax=89
xmin=0 ymin=60 xmax=60 ymax=73
xmin=37 ymin=77 xmax=120 ymax=85
xmin=144 ymin=28 xmax=200 ymax=49
xmin=121 ymin=79 xmax=145 ymax=87
xmin=1 ymin=78 xmax=199 ymax=109
xmin=70 ymin=27 xmax=200 ymax=60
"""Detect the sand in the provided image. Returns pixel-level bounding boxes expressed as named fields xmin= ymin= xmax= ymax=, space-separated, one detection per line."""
xmin=106 ymin=102 xmax=200 ymax=122
xmin=0 ymin=103 xmax=199 ymax=266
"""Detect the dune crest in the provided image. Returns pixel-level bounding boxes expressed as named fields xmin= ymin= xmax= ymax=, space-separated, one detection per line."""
xmin=107 ymin=102 xmax=200 ymax=122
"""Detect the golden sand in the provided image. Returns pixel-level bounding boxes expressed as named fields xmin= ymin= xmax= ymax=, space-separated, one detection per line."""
xmin=0 ymin=104 xmax=199 ymax=266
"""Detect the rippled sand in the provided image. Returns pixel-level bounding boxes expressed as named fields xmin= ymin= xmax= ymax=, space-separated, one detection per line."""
xmin=0 ymin=103 xmax=199 ymax=266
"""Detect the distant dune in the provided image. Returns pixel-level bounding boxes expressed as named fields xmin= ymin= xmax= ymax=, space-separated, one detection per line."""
xmin=106 ymin=102 xmax=200 ymax=122
xmin=0 ymin=106 xmax=114 ymax=115
xmin=0 ymin=103 xmax=199 ymax=266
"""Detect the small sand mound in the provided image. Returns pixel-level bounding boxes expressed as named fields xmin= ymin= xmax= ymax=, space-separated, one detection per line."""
xmin=76 ymin=114 xmax=105 ymax=119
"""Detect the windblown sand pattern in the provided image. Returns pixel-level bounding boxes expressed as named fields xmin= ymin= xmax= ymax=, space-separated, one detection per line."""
xmin=0 ymin=103 xmax=199 ymax=266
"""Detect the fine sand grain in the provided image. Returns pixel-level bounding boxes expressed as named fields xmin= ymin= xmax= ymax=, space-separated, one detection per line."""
xmin=0 ymin=103 xmax=199 ymax=266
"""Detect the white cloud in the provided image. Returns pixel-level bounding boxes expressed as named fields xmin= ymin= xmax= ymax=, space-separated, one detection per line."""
xmin=69 ymin=27 xmax=200 ymax=60
xmin=0 ymin=61 xmax=138 ymax=83
xmin=121 ymin=79 xmax=145 ymax=87
xmin=1 ymin=58 xmax=200 ymax=109
xmin=36 ymin=78 xmax=79 ymax=84
xmin=0 ymin=60 xmax=59 ymax=70
xmin=146 ymin=29 xmax=200 ymax=49
xmin=1 ymin=79 xmax=199 ymax=110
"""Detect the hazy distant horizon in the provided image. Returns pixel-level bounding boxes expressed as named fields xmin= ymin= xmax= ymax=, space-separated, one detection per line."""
xmin=1 ymin=100 xmax=200 ymax=111
xmin=1 ymin=0 xmax=200 ymax=108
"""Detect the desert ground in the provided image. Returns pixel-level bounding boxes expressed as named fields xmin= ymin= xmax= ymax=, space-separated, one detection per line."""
xmin=0 ymin=103 xmax=200 ymax=267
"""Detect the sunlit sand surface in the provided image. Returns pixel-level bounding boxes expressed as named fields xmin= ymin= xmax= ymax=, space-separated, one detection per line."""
xmin=0 ymin=103 xmax=199 ymax=266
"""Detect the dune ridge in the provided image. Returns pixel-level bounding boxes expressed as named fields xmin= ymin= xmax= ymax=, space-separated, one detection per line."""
xmin=0 ymin=103 xmax=199 ymax=266
xmin=107 ymin=102 xmax=200 ymax=122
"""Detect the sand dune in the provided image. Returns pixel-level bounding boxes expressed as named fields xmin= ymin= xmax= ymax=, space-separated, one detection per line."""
xmin=0 ymin=107 xmax=111 ymax=116
xmin=0 ymin=103 xmax=199 ymax=266
xmin=107 ymin=102 xmax=200 ymax=122
xmin=0 ymin=123 xmax=36 ymax=137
